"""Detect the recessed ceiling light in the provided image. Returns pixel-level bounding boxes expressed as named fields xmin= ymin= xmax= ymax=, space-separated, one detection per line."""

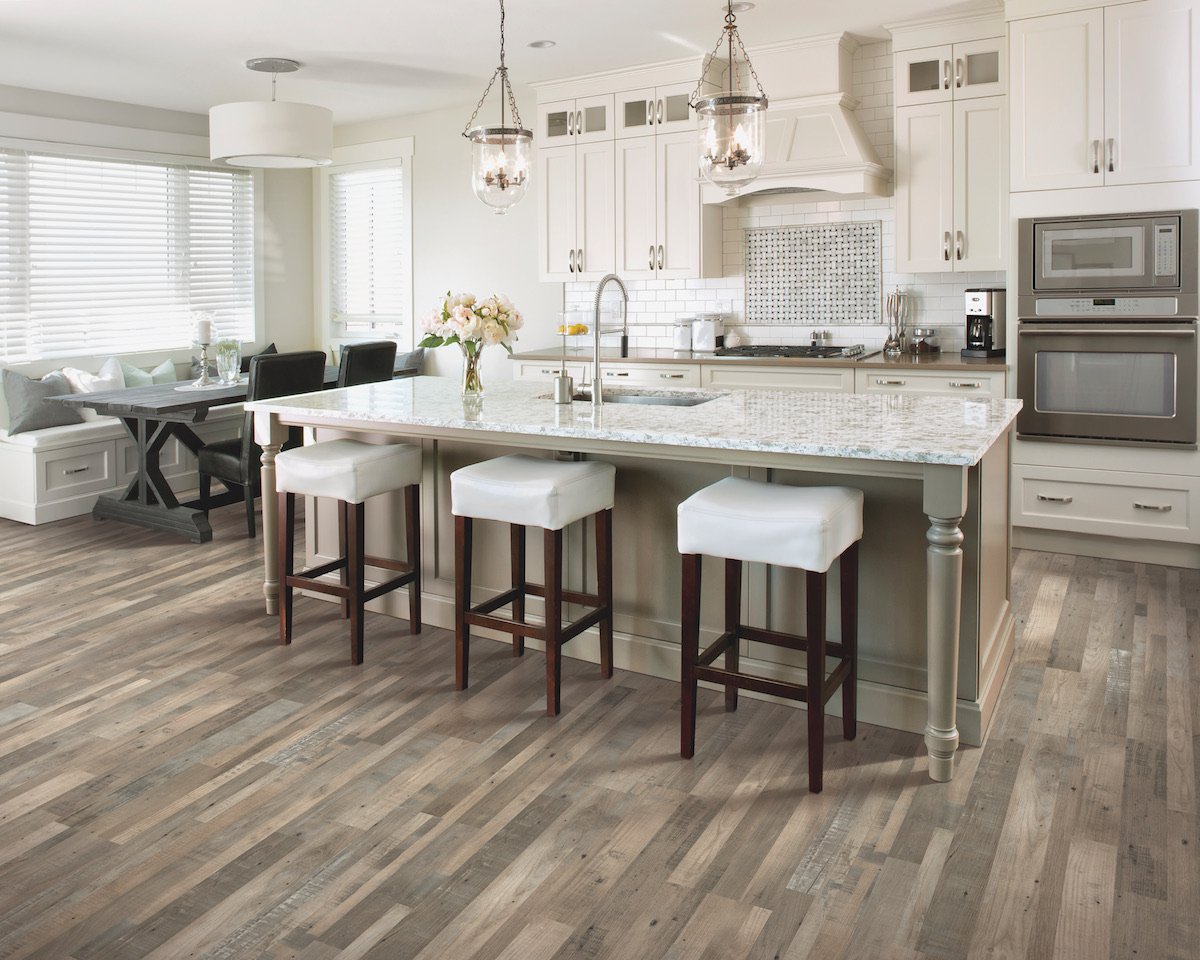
xmin=528 ymin=40 xmax=556 ymax=48
xmin=730 ymin=2 xmax=755 ymax=10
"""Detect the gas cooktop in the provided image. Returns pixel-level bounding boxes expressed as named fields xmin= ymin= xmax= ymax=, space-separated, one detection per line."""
xmin=713 ymin=344 xmax=871 ymax=360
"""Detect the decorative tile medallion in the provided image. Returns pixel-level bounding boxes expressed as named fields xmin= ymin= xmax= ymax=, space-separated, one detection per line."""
xmin=746 ymin=222 xmax=882 ymax=325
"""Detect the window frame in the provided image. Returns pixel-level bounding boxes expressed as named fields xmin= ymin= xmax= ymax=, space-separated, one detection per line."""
xmin=0 ymin=134 xmax=265 ymax=370
xmin=314 ymin=137 xmax=415 ymax=353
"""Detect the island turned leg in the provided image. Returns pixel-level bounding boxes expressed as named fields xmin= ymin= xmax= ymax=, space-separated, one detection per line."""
xmin=255 ymin=410 xmax=288 ymax=616
xmin=923 ymin=465 xmax=969 ymax=783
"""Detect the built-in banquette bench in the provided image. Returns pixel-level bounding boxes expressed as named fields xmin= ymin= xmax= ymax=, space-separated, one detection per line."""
xmin=0 ymin=359 xmax=242 ymax=525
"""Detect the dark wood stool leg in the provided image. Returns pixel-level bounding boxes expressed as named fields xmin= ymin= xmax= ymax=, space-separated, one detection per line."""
xmin=806 ymin=569 xmax=827 ymax=793
xmin=278 ymin=491 xmax=296 ymax=645
xmin=348 ymin=501 xmax=365 ymax=665
xmin=338 ymin=501 xmax=350 ymax=619
xmin=510 ymin=524 xmax=526 ymax=656
xmin=544 ymin=527 xmax=563 ymax=716
xmin=405 ymin=484 xmax=422 ymax=634
xmin=596 ymin=508 xmax=614 ymax=678
xmin=455 ymin=515 xmax=472 ymax=690
xmin=841 ymin=542 xmax=859 ymax=741
xmin=681 ymin=552 xmax=702 ymax=758
xmin=724 ymin=558 xmax=741 ymax=712
xmin=244 ymin=481 xmax=256 ymax=539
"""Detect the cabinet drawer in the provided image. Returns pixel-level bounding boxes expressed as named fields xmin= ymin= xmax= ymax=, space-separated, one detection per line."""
xmin=38 ymin=441 xmax=117 ymax=499
xmin=600 ymin=363 xmax=700 ymax=387
xmin=854 ymin=369 xmax=1004 ymax=398
xmin=701 ymin=364 xmax=854 ymax=392
xmin=1013 ymin=464 xmax=1198 ymax=543
xmin=512 ymin=361 xmax=590 ymax=383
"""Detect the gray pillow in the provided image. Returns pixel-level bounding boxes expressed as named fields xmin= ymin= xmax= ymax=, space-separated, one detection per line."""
xmin=2 ymin=369 xmax=85 ymax=435
xmin=396 ymin=348 xmax=424 ymax=377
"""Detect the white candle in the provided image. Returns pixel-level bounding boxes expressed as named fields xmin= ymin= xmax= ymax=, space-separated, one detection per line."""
xmin=195 ymin=318 xmax=213 ymax=344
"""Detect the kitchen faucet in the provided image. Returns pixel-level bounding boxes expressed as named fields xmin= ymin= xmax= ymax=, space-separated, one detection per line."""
xmin=590 ymin=273 xmax=628 ymax=409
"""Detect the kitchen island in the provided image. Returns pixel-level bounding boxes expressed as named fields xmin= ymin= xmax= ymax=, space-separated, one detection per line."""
xmin=249 ymin=376 xmax=1021 ymax=782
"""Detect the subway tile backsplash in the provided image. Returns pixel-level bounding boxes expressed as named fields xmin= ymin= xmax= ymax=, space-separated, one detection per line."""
xmin=562 ymin=39 xmax=1004 ymax=353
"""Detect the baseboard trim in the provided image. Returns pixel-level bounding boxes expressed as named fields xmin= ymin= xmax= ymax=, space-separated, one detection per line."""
xmin=1013 ymin=526 xmax=1200 ymax=569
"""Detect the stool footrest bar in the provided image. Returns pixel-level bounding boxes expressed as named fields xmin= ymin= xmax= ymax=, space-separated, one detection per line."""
xmin=697 ymin=631 xmax=738 ymax=667
xmin=694 ymin=665 xmax=810 ymax=703
xmin=822 ymin=658 xmax=853 ymax=705
xmin=362 ymin=571 xmax=416 ymax=604
xmin=739 ymin=625 xmax=845 ymax=659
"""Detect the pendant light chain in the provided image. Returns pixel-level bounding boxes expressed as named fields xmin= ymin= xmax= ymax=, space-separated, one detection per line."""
xmin=688 ymin=1 xmax=767 ymax=107
xmin=462 ymin=0 xmax=526 ymax=138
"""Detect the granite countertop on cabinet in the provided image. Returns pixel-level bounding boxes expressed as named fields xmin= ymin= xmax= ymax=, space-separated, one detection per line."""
xmin=511 ymin=347 xmax=1008 ymax=373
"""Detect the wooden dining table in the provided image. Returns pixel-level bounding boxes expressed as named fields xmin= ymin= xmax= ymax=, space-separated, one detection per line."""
xmin=54 ymin=368 xmax=338 ymax=542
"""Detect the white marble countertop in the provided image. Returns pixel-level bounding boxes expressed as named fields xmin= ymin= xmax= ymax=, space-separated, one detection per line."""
xmin=249 ymin=376 xmax=1022 ymax=467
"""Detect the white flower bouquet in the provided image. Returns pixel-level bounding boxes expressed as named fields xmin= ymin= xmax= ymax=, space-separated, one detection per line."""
xmin=419 ymin=292 xmax=524 ymax=395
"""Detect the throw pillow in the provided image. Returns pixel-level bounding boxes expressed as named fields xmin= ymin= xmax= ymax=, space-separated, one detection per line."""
xmin=150 ymin=359 xmax=177 ymax=384
xmin=61 ymin=361 xmax=124 ymax=421
xmin=120 ymin=360 xmax=153 ymax=387
xmin=395 ymin=348 xmax=425 ymax=377
xmin=240 ymin=342 xmax=277 ymax=373
xmin=2 ymin=369 xmax=84 ymax=435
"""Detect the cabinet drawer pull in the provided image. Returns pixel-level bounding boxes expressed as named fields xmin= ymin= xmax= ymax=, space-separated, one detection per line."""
xmin=649 ymin=244 xmax=656 ymax=270
xmin=568 ymin=249 xmax=575 ymax=273
xmin=657 ymin=244 xmax=664 ymax=270
xmin=605 ymin=371 xmax=630 ymax=377
xmin=646 ymin=100 xmax=653 ymax=126
xmin=1133 ymin=502 xmax=1172 ymax=512
xmin=577 ymin=248 xmax=584 ymax=272
xmin=1091 ymin=139 xmax=1101 ymax=174
xmin=64 ymin=466 xmax=91 ymax=475
xmin=943 ymin=231 xmax=951 ymax=261
xmin=1036 ymin=493 xmax=1073 ymax=504
xmin=656 ymin=99 xmax=664 ymax=124
xmin=567 ymin=111 xmax=575 ymax=136
xmin=942 ymin=60 xmax=951 ymax=90
xmin=948 ymin=381 xmax=981 ymax=389
xmin=577 ymin=110 xmax=584 ymax=134
xmin=659 ymin=372 xmax=684 ymax=379
xmin=876 ymin=378 xmax=907 ymax=386
xmin=955 ymin=57 xmax=963 ymax=88
xmin=955 ymin=230 xmax=964 ymax=261
xmin=1106 ymin=137 xmax=1116 ymax=172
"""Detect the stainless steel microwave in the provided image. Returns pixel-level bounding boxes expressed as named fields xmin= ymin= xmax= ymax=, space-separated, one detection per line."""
xmin=1018 ymin=210 xmax=1198 ymax=297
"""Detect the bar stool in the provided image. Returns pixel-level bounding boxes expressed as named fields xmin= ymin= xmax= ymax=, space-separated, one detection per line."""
xmin=276 ymin=438 xmax=422 ymax=665
xmin=677 ymin=477 xmax=862 ymax=793
xmin=451 ymin=454 xmax=615 ymax=716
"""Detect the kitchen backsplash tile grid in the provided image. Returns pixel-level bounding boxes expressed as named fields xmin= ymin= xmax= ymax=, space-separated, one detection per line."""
xmin=561 ymin=40 xmax=1004 ymax=353
xmin=746 ymin=222 xmax=881 ymax=326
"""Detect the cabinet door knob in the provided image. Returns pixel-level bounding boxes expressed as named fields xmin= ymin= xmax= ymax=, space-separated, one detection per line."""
xmin=1106 ymin=138 xmax=1116 ymax=172
xmin=649 ymin=244 xmax=656 ymax=270
xmin=1036 ymin=493 xmax=1073 ymax=504
xmin=568 ymin=249 xmax=575 ymax=273
xmin=657 ymin=244 xmax=665 ymax=270
xmin=943 ymin=231 xmax=951 ymax=261
xmin=942 ymin=60 xmax=951 ymax=90
xmin=955 ymin=58 xmax=964 ymax=88
xmin=1133 ymin=501 xmax=1172 ymax=512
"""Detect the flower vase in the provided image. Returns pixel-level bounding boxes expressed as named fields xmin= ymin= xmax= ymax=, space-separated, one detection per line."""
xmin=461 ymin=347 xmax=484 ymax=397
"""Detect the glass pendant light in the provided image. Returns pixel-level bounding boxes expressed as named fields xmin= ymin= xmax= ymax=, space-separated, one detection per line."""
xmin=690 ymin=1 xmax=769 ymax=196
xmin=463 ymin=0 xmax=532 ymax=214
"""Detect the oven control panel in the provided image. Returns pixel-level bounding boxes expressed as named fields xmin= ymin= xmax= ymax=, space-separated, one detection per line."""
xmin=1034 ymin=296 xmax=1179 ymax=317
xmin=1155 ymin=223 xmax=1178 ymax=277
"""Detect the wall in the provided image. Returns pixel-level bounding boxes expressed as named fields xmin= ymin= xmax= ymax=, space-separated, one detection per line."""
xmin=334 ymin=89 xmax=563 ymax=385
xmin=561 ymin=40 xmax=1004 ymax=352
xmin=0 ymin=83 xmax=313 ymax=376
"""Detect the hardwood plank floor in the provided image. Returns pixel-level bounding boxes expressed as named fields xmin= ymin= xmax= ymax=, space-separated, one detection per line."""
xmin=0 ymin=505 xmax=1196 ymax=959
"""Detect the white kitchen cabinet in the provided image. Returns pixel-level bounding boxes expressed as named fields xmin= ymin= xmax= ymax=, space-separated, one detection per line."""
xmin=854 ymin=368 xmax=1006 ymax=398
xmin=537 ymin=141 xmax=616 ymax=282
xmin=614 ymin=130 xmax=719 ymax=281
xmin=702 ymin=363 xmax=855 ymax=393
xmin=536 ymin=95 xmax=614 ymax=146
xmin=894 ymin=37 xmax=1006 ymax=107
xmin=511 ymin=360 xmax=590 ymax=383
xmin=895 ymin=96 xmax=1006 ymax=273
xmin=1010 ymin=0 xmax=1200 ymax=191
xmin=597 ymin=362 xmax=701 ymax=387
xmin=615 ymin=82 xmax=695 ymax=138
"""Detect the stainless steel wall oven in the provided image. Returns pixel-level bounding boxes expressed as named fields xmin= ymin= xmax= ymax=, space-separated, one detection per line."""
xmin=1017 ymin=210 xmax=1199 ymax=448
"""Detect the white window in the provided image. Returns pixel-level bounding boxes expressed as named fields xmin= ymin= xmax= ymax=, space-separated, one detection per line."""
xmin=318 ymin=139 xmax=413 ymax=346
xmin=0 ymin=149 xmax=255 ymax=363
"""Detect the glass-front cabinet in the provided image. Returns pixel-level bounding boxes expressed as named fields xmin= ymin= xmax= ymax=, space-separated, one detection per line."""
xmin=537 ymin=95 xmax=614 ymax=145
xmin=615 ymin=82 xmax=695 ymax=138
xmin=895 ymin=38 xmax=1005 ymax=106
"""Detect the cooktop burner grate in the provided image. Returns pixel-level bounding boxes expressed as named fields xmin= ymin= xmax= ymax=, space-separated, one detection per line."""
xmin=714 ymin=344 xmax=868 ymax=360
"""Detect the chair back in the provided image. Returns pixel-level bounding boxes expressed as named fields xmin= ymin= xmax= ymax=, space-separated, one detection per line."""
xmin=337 ymin=341 xmax=398 ymax=388
xmin=241 ymin=351 xmax=328 ymax=473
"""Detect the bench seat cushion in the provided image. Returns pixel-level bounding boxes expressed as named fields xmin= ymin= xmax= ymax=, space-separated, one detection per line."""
xmin=0 ymin=417 xmax=125 ymax=449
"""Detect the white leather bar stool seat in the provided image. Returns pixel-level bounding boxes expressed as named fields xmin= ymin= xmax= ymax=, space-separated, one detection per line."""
xmin=677 ymin=477 xmax=863 ymax=572
xmin=276 ymin=438 xmax=422 ymax=503
xmin=451 ymin=454 xmax=615 ymax=528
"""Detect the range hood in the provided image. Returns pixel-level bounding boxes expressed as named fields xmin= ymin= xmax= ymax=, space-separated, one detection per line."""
xmin=700 ymin=35 xmax=891 ymax=205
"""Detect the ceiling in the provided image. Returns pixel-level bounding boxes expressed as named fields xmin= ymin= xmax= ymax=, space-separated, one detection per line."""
xmin=0 ymin=0 xmax=992 ymax=124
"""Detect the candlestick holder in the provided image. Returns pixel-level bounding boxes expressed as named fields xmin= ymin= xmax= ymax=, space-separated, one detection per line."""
xmin=193 ymin=342 xmax=213 ymax=387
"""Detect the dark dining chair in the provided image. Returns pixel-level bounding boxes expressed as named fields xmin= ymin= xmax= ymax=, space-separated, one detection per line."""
xmin=198 ymin=351 xmax=326 ymax=538
xmin=337 ymin=340 xmax=398 ymax=388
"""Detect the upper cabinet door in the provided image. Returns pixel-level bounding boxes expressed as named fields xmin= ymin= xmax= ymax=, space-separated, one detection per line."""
xmin=616 ymin=87 xmax=657 ymax=139
xmin=895 ymin=44 xmax=954 ymax=106
xmin=575 ymin=140 xmax=616 ymax=280
xmin=614 ymin=137 xmax=658 ymax=279
xmin=656 ymin=131 xmax=701 ymax=279
xmin=895 ymin=102 xmax=955 ymax=273
xmin=954 ymin=97 xmax=1007 ymax=272
xmin=1009 ymin=9 xmax=1104 ymax=191
xmin=653 ymin=82 xmax=697 ymax=135
xmin=952 ymin=37 xmax=1006 ymax=100
xmin=537 ymin=145 xmax=577 ymax=281
xmin=537 ymin=99 xmax=577 ymax=145
xmin=1104 ymin=0 xmax=1200 ymax=185
xmin=573 ymin=94 xmax=615 ymax=144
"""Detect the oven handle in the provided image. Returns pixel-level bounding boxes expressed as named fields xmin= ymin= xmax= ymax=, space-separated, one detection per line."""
xmin=1019 ymin=324 xmax=1196 ymax=337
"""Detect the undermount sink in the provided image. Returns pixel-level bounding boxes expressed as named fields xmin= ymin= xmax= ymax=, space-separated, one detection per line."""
xmin=544 ymin=390 xmax=718 ymax=407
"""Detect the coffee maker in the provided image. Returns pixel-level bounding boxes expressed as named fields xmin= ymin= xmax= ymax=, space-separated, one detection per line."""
xmin=962 ymin=288 xmax=1006 ymax=359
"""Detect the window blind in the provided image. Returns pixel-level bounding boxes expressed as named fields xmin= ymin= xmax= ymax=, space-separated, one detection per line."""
xmin=0 ymin=149 xmax=254 ymax=363
xmin=330 ymin=165 xmax=406 ymax=336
